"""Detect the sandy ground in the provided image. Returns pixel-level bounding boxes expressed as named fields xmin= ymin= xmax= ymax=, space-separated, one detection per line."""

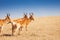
xmin=0 ymin=16 xmax=60 ymax=40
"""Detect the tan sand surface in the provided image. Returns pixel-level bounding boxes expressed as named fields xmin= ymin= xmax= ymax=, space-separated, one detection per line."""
xmin=0 ymin=16 xmax=60 ymax=40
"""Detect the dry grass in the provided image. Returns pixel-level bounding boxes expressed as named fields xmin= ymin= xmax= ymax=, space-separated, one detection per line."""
xmin=0 ymin=16 xmax=60 ymax=40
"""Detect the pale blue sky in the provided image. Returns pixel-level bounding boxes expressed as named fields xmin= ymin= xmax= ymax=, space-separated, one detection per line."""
xmin=0 ymin=0 xmax=60 ymax=18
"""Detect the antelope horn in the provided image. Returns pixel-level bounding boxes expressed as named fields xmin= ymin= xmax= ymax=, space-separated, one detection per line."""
xmin=7 ymin=13 xmax=10 ymax=16
xmin=26 ymin=13 xmax=27 ymax=15
xmin=8 ymin=13 xmax=10 ymax=16
xmin=31 ymin=12 xmax=33 ymax=15
xmin=29 ymin=13 xmax=31 ymax=15
xmin=24 ymin=13 xmax=26 ymax=15
xmin=7 ymin=13 xmax=8 ymax=16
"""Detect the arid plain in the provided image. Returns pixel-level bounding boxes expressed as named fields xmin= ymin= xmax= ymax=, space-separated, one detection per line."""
xmin=0 ymin=16 xmax=60 ymax=40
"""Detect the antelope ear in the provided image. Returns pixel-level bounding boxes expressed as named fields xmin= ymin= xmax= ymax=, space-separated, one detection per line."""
xmin=24 ymin=12 xmax=27 ymax=16
xmin=31 ymin=12 xmax=34 ymax=15
xmin=26 ymin=13 xmax=27 ymax=15
xmin=8 ymin=13 xmax=10 ymax=16
xmin=24 ymin=13 xmax=26 ymax=16
xmin=7 ymin=13 xmax=10 ymax=16
xmin=29 ymin=13 xmax=31 ymax=15
xmin=6 ymin=13 xmax=8 ymax=17
xmin=7 ymin=13 xmax=8 ymax=16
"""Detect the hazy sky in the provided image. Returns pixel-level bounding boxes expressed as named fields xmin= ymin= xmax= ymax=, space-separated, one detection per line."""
xmin=0 ymin=0 xmax=60 ymax=18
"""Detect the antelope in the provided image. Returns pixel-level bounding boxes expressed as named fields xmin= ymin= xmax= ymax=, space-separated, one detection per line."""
xmin=19 ymin=13 xmax=34 ymax=31
xmin=24 ymin=13 xmax=34 ymax=31
xmin=12 ymin=13 xmax=28 ymax=35
xmin=8 ymin=20 xmax=21 ymax=35
xmin=0 ymin=14 xmax=11 ymax=34
xmin=22 ymin=13 xmax=34 ymax=31
xmin=8 ymin=13 xmax=34 ymax=35
xmin=13 ymin=13 xmax=34 ymax=32
xmin=7 ymin=14 xmax=21 ymax=35
xmin=6 ymin=13 xmax=27 ymax=35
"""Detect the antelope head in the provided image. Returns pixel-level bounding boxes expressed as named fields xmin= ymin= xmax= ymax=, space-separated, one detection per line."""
xmin=29 ymin=12 xmax=34 ymax=21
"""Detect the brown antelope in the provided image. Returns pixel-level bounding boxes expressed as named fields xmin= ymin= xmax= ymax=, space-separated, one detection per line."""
xmin=8 ymin=20 xmax=20 ymax=35
xmin=6 ymin=13 xmax=27 ymax=35
xmin=0 ymin=14 xmax=11 ymax=34
xmin=25 ymin=13 xmax=34 ymax=31
xmin=17 ymin=13 xmax=28 ymax=31
xmin=11 ymin=13 xmax=28 ymax=35
xmin=7 ymin=14 xmax=20 ymax=35
xmin=13 ymin=13 xmax=34 ymax=32
xmin=19 ymin=13 xmax=34 ymax=31
xmin=8 ymin=13 xmax=34 ymax=35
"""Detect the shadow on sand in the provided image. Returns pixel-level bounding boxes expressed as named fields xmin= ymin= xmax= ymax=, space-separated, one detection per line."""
xmin=0 ymin=34 xmax=12 ymax=36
